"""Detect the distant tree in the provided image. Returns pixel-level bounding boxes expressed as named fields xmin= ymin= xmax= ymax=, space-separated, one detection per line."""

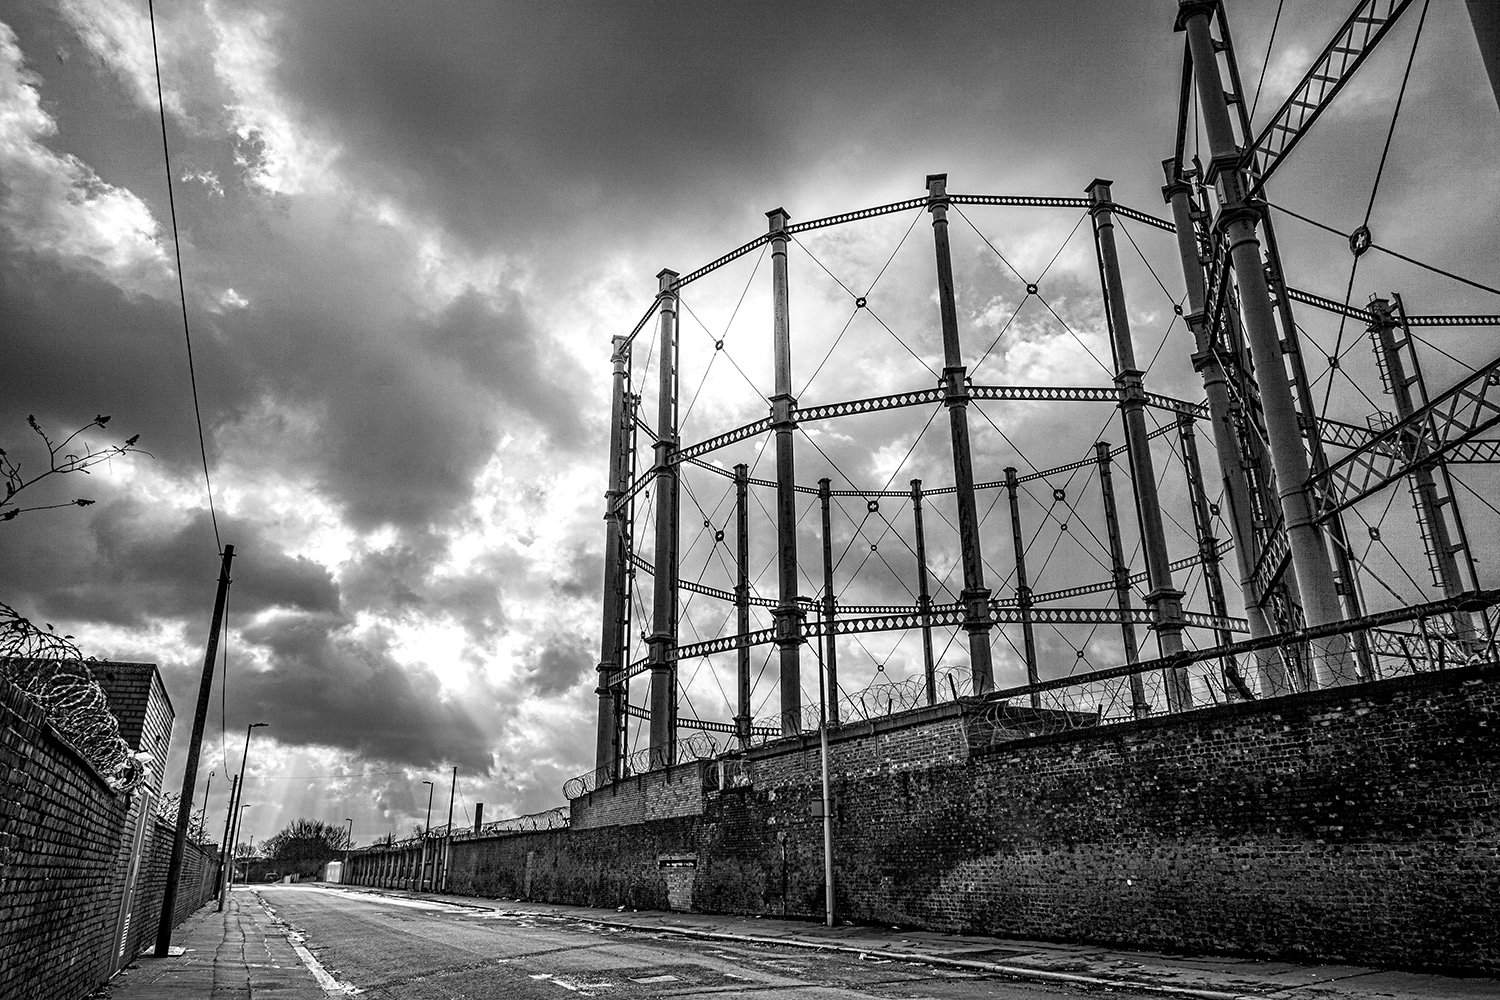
xmin=155 ymin=790 xmax=212 ymax=845
xmin=262 ymin=818 xmax=352 ymax=878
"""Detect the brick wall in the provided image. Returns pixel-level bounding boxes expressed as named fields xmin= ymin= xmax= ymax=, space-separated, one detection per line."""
xmin=0 ymin=680 xmax=133 ymax=1000
xmin=570 ymin=760 xmax=708 ymax=829
xmin=93 ymin=662 xmax=174 ymax=792
xmin=0 ymin=664 xmax=217 ymax=1000
xmin=351 ymin=665 xmax=1500 ymax=972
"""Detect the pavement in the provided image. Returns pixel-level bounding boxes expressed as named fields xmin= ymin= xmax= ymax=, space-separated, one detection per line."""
xmin=98 ymin=883 xmax=1498 ymax=1000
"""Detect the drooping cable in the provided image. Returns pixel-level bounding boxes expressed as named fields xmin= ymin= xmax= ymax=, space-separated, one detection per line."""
xmin=1320 ymin=0 xmax=1432 ymax=420
xmin=147 ymin=1 xmax=221 ymax=552
xmin=1248 ymin=0 xmax=1286 ymax=121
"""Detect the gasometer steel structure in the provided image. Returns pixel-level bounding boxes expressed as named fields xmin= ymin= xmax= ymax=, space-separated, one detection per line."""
xmin=573 ymin=0 xmax=1500 ymax=796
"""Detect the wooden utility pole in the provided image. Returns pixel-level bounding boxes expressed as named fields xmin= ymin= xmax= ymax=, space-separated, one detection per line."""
xmin=156 ymin=545 xmax=233 ymax=955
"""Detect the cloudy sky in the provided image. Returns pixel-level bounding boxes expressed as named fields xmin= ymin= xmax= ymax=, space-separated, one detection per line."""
xmin=2 ymin=1 xmax=1496 ymax=846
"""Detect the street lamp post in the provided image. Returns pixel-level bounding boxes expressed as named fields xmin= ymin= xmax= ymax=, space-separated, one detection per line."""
xmin=421 ymin=780 xmax=434 ymax=892
xmin=231 ymin=805 xmax=251 ymax=883
xmin=343 ymin=818 xmax=353 ymax=882
xmin=219 ymin=722 xmax=267 ymax=910
xmin=442 ymin=768 xmax=457 ymax=893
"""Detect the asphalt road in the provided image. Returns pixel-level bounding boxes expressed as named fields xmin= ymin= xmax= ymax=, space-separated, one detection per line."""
xmin=252 ymin=884 xmax=1160 ymax=999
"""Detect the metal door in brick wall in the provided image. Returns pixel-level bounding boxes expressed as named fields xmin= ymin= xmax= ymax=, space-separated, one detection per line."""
xmin=110 ymin=789 xmax=154 ymax=974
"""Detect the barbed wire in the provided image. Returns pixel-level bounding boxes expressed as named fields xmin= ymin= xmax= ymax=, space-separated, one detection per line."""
xmin=0 ymin=649 xmax=145 ymax=793
xmin=570 ymin=596 xmax=1497 ymax=793
xmin=563 ymin=733 xmax=724 ymax=799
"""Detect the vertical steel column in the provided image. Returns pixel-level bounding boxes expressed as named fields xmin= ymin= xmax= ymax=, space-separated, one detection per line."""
xmin=818 ymin=478 xmax=840 ymax=726
xmin=1087 ymin=179 xmax=1192 ymax=712
xmin=926 ymin=173 xmax=996 ymax=693
xmin=1179 ymin=1 xmax=1350 ymax=687
xmin=1003 ymin=468 xmax=1040 ymax=705
xmin=596 ymin=336 xmax=631 ymax=779
xmin=617 ymin=389 xmax=639 ymax=767
xmin=1369 ymin=297 xmax=1477 ymax=644
xmin=1177 ymin=413 xmax=1249 ymax=700
xmin=1213 ymin=2 xmax=1366 ymax=637
xmin=648 ymin=269 xmax=680 ymax=768
xmin=1162 ymin=161 xmax=1282 ymax=692
xmin=1095 ymin=441 xmax=1149 ymax=718
xmin=768 ymin=208 xmax=804 ymax=735
xmin=734 ymin=463 xmax=752 ymax=749
xmin=911 ymin=479 xmax=937 ymax=704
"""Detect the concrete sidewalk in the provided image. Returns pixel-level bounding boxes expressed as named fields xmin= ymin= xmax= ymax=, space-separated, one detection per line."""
xmin=101 ymin=882 xmax=1497 ymax=1000
xmin=98 ymin=889 xmax=331 ymax=999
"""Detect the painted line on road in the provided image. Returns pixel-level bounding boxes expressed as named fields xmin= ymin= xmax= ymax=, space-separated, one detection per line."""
xmin=253 ymin=892 xmax=363 ymax=996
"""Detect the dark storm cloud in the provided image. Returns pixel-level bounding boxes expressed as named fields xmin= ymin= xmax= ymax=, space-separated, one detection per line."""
xmin=0 ymin=497 xmax=338 ymax=628
xmin=0 ymin=241 xmax=252 ymax=478
xmin=234 ymin=611 xmax=494 ymax=772
xmin=554 ymin=544 xmax=603 ymax=602
xmin=264 ymin=2 xmax=1184 ymax=256
xmin=526 ymin=633 xmax=592 ymax=698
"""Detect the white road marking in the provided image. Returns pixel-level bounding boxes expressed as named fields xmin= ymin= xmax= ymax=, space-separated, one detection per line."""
xmin=254 ymin=893 xmax=363 ymax=996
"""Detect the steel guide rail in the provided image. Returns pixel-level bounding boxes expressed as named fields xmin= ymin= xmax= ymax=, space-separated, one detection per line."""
xmin=620 ymin=194 xmax=1175 ymax=352
xmin=616 ymin=196 xmax=1495 ymax=353
xmin=665 ymin=384 xmax=1205 ymax=483
xmin=610 ymin=599 xmax=1250 ymax=683
xmin=980 ymin=588 xmax=1499 ymax=705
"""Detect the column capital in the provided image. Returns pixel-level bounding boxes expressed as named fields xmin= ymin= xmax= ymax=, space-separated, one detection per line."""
xmin=766 ymin=207 xmax=791 ymax=233
xmin=960 ymin=587 xmax=993 ymax=631
xmin=941 ymin=365 xmax=970 ymax=404
xmin=1174 ymin=0 xmax=1217 ymax=32
xmin=1161 ymin=157 xmax=1195 ymax=200
xmin=771 ymin=603 xmax=805 ymax=644
xmin=1116 ymin=367 xmax=1147 ymax=402
xmin=925 ymin=173 xmax=949 ymax=211
xmin=1085 ymin=178 xmax=1116 ymax=217
xmin=1366 ymin=294 xmax=1397 ymax=327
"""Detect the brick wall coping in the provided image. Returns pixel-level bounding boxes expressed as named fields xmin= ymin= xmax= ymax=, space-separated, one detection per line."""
xmin=743 ymin=698 xmax=967 ymax=764
xmin=970 ymin=659 xmax=1498 ymax=759
xmin=570 ymin=758 xmax=710 ymax=809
